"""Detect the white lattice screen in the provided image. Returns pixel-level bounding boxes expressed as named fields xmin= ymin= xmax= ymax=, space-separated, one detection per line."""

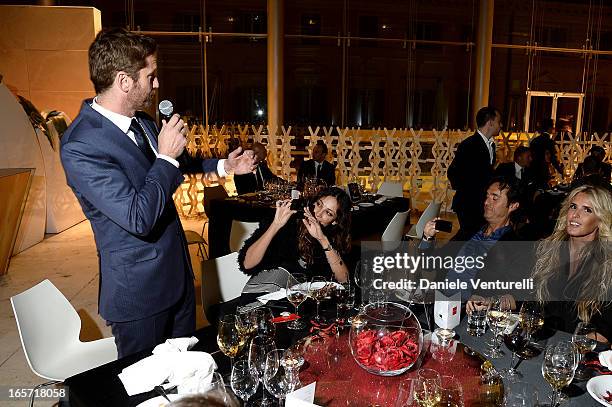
xmin=173 ymin=125 xmax=611 ymax=218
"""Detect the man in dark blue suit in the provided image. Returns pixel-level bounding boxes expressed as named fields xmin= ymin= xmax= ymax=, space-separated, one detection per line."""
xmin=447 ymin=106 xmax=501 ymax=239
xmin=60 ymin=29 xmax=256 ymax=358
xmin=297 ymin=140 xmax=336 ymax=189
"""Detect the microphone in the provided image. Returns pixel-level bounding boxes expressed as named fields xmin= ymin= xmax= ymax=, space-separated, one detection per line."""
xmin=158 ymin=100 xmax=174 ymax=121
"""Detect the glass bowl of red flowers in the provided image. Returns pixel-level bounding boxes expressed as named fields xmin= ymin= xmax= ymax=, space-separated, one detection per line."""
xmin=349 ymin=302 xmax=423 ymax=376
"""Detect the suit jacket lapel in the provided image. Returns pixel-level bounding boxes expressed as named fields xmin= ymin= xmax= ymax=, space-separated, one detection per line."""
xmin=137 ymin=113 xmax=160 ymax=152
xmin=96 ymin=112 xmax=152 ymax=169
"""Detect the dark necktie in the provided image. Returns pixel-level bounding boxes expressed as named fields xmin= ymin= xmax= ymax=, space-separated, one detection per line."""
xmin=315 ymin=163 xmax=320 ymax=179
xmin=129 ymin=118 xmax=156 ymax=164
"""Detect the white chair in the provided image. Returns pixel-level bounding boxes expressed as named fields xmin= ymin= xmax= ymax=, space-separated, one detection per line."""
xmin=406 ymin=201 xmax=442 ymax=240
xmin=377 ymin=181 xmax=404 ymax=198
xmin=200 ymin=252 xmax=250 ymax=322
xmin=11 ymin=279 xmax=117 ymax=406
xmin=381 ymin=209 xmax=411 ymax=243
xmin=229 ymin=220 xmax=259 ymax=252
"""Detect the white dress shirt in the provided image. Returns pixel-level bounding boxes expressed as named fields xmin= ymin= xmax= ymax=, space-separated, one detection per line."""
xmin=477 ymin=129 xmax=495 ymax=165
xmin=514 ymin=162 xmax=523 ymax=180
xmin=91 ymin=99 xmax=227 ymax=176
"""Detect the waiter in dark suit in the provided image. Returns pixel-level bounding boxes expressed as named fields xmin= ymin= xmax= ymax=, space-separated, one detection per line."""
xmin=60 ymin=29 xmax=255 ymax=358
xmin=447 ymin=106 xmax=501 ymax=239
xmin=297 ymin=140 xmax=336 ymax=189
xmin=234 ymin=142 xmax=282 ymax=194
xmin=530 ymin=118 xmax=564 ymax=187
xmin=495 ymin=145 xmax=535 ymax=187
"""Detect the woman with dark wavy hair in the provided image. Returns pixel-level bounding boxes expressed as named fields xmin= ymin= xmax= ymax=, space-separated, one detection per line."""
xmin=238 ymin=187 xmax=352 ymax=282
xmin=532 ymin=184 xmax=612 ymax=342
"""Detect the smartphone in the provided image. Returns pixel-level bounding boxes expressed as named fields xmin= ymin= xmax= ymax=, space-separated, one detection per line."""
xmin=435 ymin=219 xmax=453 ymax=233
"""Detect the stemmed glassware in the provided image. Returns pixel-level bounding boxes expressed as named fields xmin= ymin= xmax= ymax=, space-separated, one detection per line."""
xmin=264 ymin=349 xmax=297 ymax=405
xmin=571 ymin=322 xmax=597 ymax=380
xmin=253 ymin=307 xmax=276 ymax=338
xmin=542 ymin=341 xmax=577 ymax=407
xmin=217 ymin=314 xmax=247 ymax=369
xmin=231 ymin=360 xmax=258 ymax=404
xmin=503 ymin=381 xmax=539 ymax=407
xmin=438 ymin=375 xmax=464 ymax=407
xmin=519 ymin=302 xmax=544 ymax=342
xmin=248 ymin=335 xmax=276 ymax=407
xmin=484 ymin=297 xmax=510 ymax=359
xmin=236 ymin=309 xmax=258 ymax=343
xmin=500 ymin=325 xmax=529 ymax=381
xmin=309 ymin=276 xmax=329 ymax=324
xmin=286 ymin=273 xmax=308 ymax=330
xmin=413 ymin=368 xmax=442 ymax=407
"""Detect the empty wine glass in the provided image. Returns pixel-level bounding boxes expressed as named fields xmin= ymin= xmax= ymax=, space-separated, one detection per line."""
xmin=438 ymin=375 xmax=464 ymax=407
xmin=264 ymin=349 xmax=297 ymax=404
xmin=198 ymin=372 xmax=239 ymax=405
xmin=519 ymin=302 xmax=544 ymax=342
xmin=504 ymin=381 xmax=539 ymax=406
xmin=231 ymin=359 xmax=258 ymax=403
xmin=253 ymin=307 xmax=276 ymax=337
xmin=248 ymin=335 xmax=276 ymax=406
xmin=542 ymin=342 xmax=576 ymax=407
xmin=571 ymin=322 xmax=597 ymax=380
xmin=309 ymin=276 xmax=328 ymax=324
xmin=286 ymin=273 xmax=308 ymax=330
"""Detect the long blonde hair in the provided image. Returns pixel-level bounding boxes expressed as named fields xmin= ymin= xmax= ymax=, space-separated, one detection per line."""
xmin=532 ymin=184 xmax=612 ymax=322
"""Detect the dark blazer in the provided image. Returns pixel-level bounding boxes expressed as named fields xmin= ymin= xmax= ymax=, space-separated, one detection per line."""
xmin=447 ymin=132 xmax=495 ymax=215
xmin=297 ymin=159 xmax=336 ymax=188
xmin=60 ymin=100 xmax=219 ymax=323
xmin=494 ymin=161 xmax=537 ymax=188
xmin=234 ymin=161 xmax=280 ymax=195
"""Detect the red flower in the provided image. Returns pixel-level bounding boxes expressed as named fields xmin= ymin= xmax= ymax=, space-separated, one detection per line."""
xmin=354 ymin=329 xmax=419 ymax=371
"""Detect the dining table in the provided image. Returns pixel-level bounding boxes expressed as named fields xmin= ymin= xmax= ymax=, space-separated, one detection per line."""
xmin=206 ymin=192 xmax=410 ymax=258
xmin=64 ymin=291 xmax=607 ymax=407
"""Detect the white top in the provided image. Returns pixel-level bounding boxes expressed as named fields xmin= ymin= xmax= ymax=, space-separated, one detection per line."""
xmin=514 ymin=162 xmax=523 ymax=180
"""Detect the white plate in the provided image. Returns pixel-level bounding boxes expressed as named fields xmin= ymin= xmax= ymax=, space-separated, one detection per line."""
xmin=587 ymin=375 xmax=612 ymax=406
xmin=358 ymin=202 xmax=375 ymax=207
xmin=136 ymin=394 xmax=181 ymax=407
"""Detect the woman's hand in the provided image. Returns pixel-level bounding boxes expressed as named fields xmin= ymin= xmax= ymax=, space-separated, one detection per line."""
xmin=302 ymin=206 xmax=326 ymax=242
xmin=272 ymin=199 xmax=296 ymax=229
xmin=423 ymin=218 xmax=440 ymax=239
xmin=466 ymin=295 xmax=488 ymax=314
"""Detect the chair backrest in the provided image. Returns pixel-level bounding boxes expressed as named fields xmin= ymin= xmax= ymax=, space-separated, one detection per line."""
xmin=11 ymin=279 xmax=81 ymax=380
xmin=229 ymin=220 xmax=259 ymax=252
xmin=408 ymin=201 xmax=442 ymax=239
xmin=377 ymin=181 xmax=403 ymax=198
xmin=200 ymin=252 xmax=250 ymax=321
xmin=381 ymin=209 xmax=410 ymax=242
xmin=203 ymin=185 xmax=229 ymax=217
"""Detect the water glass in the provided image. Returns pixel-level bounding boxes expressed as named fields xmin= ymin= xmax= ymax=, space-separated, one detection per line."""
xmin=414 ymin=368 xmax=441 ymax=407
xmin=395 ymin=378 xmax=417 ymax=407
xmin=264 ymin=349 xmax=297 ymax=403
xmin=439 ymin=375 xmax=464 ymax=407
xmin=503 ymin=381 xmax=539 ymax=406
xmin=467 ymin=309 xmax=487 ymax=337
xmin=230 ymin=360 xmax=258 ymax=402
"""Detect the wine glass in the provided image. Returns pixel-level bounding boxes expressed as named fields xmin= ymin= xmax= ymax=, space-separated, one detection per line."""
xmin=281 ymin=347 xmax=305 ymax=390
xmin=217 ymin=314 xmax=246 ymax=370
xmin=309 ymin=276 xmax=328 ymax=324
xmin=484 ymin=297 xmax=509 ymax=359
xmin=413 ymin=368 xmax=442 ymax=407
xmin=286 ymin=273 xmax=308 ymax=330
xmin=335 ymin=281 xmax=351 ymax=326
xmin=519 ymin=302 xmax=544 ymax=342
xmin=571 ymin=322 xmax=597 ymax=380
xmin=248 ymin=335 xmax=276 ymax=406
xmin=253 ymin=307 xmax=276 ymax=338
xmin=503 ymin=381 xmax=539 ymax=406
xmin=500 ymin=325 xmax=529 ymax=381
xmin=236 ymin=309 xmax=258 ymax=343
xmin=542 ymin=342 xmax=576 ymax=407
xmin=264 ymin=349 xmax=297 ymax=404
xmin=438 ymin=375 xmax=464 ymax=407
xmin=198 ymin=371 xmax=238 ymax=405
xmin=231 ymin=360 xmax=258 ymax=403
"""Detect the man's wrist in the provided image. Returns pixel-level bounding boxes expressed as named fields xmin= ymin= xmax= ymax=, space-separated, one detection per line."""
xmin=422 ymin=234 xmax=435 ymax=241
xmin=218 ymin=159 xmax=229 ymax=177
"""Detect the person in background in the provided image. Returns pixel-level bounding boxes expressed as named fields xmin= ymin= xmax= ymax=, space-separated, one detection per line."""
xmin=573 ymin=145 xmax=611 ymax=185
xmin=495 ymin=145 xmax=536 ymax=188
xmin=447 ymin=106 xmax=501 ymax=239
xmin=297 ymin=140 xmax=336 ymax=189
xmin=234 ymin=142 xmax=282 ymax=194
xmin=60 ymin=28 xmax=256 ymax=358
xmin=530 ymin=184 xmax=612 ymax=342
xmin=239 ymin=187 xmax=351 ymax=282
xmin=530 ymin=118 xmax=564 ymax=187
xmin=570 ymin=155 xmax=612 ymax=192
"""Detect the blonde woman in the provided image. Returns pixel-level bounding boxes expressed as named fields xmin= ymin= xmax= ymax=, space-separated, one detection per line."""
xmin=532 ymin=184 xmax=612 ymax=343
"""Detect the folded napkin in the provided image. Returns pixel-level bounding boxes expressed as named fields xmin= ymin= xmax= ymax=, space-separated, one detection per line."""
xmin=152 ymin=336 xmax=198 ymax=354
xmin=257 ymin=288 xmax=287 ymax=304
xmin=375 ymin=196 xmax=388 ymax=204
xmin=119 ymin=350 xmax=217 ymax=396
xmin=599 ymin=350 xmax=612 ymax=369
xmin=286 ymin=382 xmax=320 ymax=407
